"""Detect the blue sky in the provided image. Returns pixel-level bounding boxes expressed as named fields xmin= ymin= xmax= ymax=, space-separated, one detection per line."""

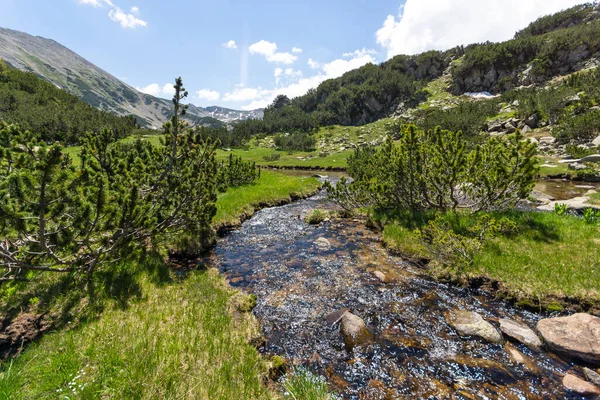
xmin=0 ymin=0 xmax=584 ymax=110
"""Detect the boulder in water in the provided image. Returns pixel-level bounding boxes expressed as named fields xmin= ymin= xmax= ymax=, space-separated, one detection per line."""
xmin=314 ymin=237 xmax=332 ymax=250
xmin=499 ymin=318 xmax=543 ymax=349
xmin=537 ymin=313 xmax=600 ymax=364
xmin=446 ymin=310 xmax=503 ymax=343
xmin=340 ymin=312 xmax=372 ymax=351
xmin=584 ymin=367 xmax=600 ymax=386
xmin=562 ymin=374 xmax=600 ymax=396
xmin=373 ymin=271 xmax=389 ymax=283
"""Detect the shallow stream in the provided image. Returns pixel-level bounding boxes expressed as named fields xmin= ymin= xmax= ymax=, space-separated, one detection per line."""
xmin=210 ymin=179 xmax=587 ymax=399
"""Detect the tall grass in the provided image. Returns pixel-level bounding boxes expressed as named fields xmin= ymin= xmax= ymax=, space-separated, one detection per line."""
xmin=0 ymin=268 xmax=273 ymax=399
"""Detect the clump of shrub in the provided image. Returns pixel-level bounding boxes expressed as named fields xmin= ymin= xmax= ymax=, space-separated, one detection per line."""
xmin=282 ymin=368 xmax=338 ymax=400
xmin=275 ymin=132 xmax=317 ymax=152
xmin=263 ymin=153 xmax=281 ymax=162
xmin=305 ymin=209 xmax=329 ymax=225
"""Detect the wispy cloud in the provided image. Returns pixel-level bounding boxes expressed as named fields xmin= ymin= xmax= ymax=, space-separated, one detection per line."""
xmin=78 ymin=0 xmax=147 ymax=29
xmin=292 ymin=47 xmax=303 ymax=54
xmin=249 ymin=40 xmax=297 ymax=65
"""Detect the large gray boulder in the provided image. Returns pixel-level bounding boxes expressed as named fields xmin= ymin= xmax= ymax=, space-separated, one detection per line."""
xmin=340 ymin=312 xmax=372 ymax=350
xmin=592 ymin=136 xmax=600 ymax=147
xmin=446 ymin=310 xmax=503 ymax=343
xmin=499 ymin=318 xmax=543 ymax=349
xmin=537 ymin=313 xmax=600 ymax=364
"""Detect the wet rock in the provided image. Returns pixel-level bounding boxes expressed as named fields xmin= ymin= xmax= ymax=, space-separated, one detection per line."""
xmin=373 ymin=271 xmax=389 ymax=283
xmin=499 ymin=318 xmax=543 ymax=349
xmin=505 ymin=344 xmax=526 ymax=364
xmin=314 ymin=237 xmax=332 ymax=250
xmin=446 ymin=310 xmax=503 ymax=343
xmin=562 ymin=374 xmax=600 ymax=396
xmin=584 ymin=367 xmax=600 ymax=386
xmin=537 ymin=313 xmax=600 ymax=364
xmin=340 ymin=312 xmax=372 ymax=350
xmin=325 ymin=308 xmax=350 ymax=327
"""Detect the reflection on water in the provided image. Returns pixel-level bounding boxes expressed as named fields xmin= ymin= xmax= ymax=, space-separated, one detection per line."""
xmin=535 ymin=179 xmax=600 ymax=201
xmin=210 ymin=182 xmax=587 ymax=399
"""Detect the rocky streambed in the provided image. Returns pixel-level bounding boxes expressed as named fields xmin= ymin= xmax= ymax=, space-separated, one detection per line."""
xmin=208 ymin=180 xmax=600 ymax=399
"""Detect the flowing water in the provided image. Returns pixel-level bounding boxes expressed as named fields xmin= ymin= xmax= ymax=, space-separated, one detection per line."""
xmin=210 ymin=178 xmax=588 ymax=399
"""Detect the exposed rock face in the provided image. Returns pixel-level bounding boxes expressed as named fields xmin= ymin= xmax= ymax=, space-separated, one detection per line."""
xmin=340 ymin=312 xmax=372 ymax=350
xmin=537 ymin=313 xmax=600 ymax=364
xmin=584 ymin=367 xmax=600 ymax=386
xmin=499 ymin=318 xmax=543 ymax=349
xmin=562 ymin=374 xmax=600 ymax=395
xmin=446 ymin=310 xmax=503 ymax=343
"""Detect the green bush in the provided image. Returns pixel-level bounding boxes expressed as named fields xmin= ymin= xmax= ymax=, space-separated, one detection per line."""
xmin=263 ymin=152 xmax=281 ymax=162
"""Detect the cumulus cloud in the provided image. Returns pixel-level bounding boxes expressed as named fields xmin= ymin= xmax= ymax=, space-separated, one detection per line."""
xmin=308 ymin=58 xmax=321 ymax=69
xmin=78 ymin=0 xmax=147 ymax=29
xmin=137 ymin=83 xmax=175 ymax=98
xmin=225 ymin=50 xmax=376 ymax=110
xmin=376 ymin=0 xmax=583 ymax=58
xmin=196 ymin=89 xmax=221 ymax=102
xmin=223 ymin=40 xmax=238 ymax=49
xmin=292 ymin=47 xmax=303 ymax=54
xmin=249 ymin=40 xmax=297 ymax=64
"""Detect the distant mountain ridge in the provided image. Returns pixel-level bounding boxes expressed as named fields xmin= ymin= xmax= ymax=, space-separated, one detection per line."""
xmin=0 ymin=27 xmax=262 ymax=128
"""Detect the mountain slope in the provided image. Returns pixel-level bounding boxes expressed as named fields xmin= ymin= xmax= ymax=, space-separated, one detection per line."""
xmin=0 ymin=27 xmax=261 ymax=128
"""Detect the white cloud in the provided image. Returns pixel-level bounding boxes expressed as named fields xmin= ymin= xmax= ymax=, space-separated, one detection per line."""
xmin=292 ymin=47 xmax=303 ymax=54
xmin=137 ymin=83 xmax=175 ymax=98
xmin=78 ymin=0 xmax=147 ymax=29
xmin=308 ymin=58 xmax=321 ymax=69
xmin=78 ymin=0 xmax=114 ymax=7
xmin=223 ymin=40 xmax=238 ymax=49
xmin=196 ymin=89 xmax=221 ymax=102
xmin=249 ymin=40 xmax=297 ymax=64
xmin=108 ymin=6 xmax=147 ymax=29
xmin=343 ymin=48 xmax=377 ymax=58
xmin=376 ymin=0 xmax=584 ymax=58
xmin=225 ymin=50 xmax=376 ymax=110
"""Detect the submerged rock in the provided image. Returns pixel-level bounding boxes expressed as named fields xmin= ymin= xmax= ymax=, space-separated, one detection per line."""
xmin=499 ymin=318 xmax=543 ymax=349
xmin=446 ymin=310 xmax=503 ymax=343
xmin=314 ymin=237 xmax=332 ymax=250
xmin=562 ymin=374 xmax=600 ymax=395
xmin=340 ymin=312 xmax=372 ymax=351
xmin=373 ymin=271 xmax=389 ymax=283
xmin=537 ymin=313 xmax=600 ymax=364
xmin=584 ymin=367 xmax=600 ymax=386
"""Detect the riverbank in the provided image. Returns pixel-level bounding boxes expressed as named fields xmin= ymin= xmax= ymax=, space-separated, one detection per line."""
xmin=0 ymin=170 xmax=326 ymax=399
xmin=378 ymin=210 xmax=600 ymax=313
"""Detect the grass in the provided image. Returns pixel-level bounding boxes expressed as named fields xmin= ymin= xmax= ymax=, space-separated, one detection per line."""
xmin=216 ymin=147 xmax=353 ymax=169
xmin=283 ymin=368 xmax=337 ymax=400
xmin=588 ymin=192 xmax=600 ymax=205
xmin=0 ymin=264 xmax=274 ymax=399
xmin=214 ymin=170 xmax=321 ymax=229
xmin=381 ymin=211 xmax=600 ymax=306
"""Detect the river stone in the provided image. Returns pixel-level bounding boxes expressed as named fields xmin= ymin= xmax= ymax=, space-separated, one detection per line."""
xmin=373 ymin=271 xmax=389 ymax=283
xmin=446 ymin=310 xmax=503 ymax=343
xmin=499 ymin=318 xmax=543 ymax=349
xmin=314 ymin=237 xmax=332 ymax=250
xmin=584 ymin=367 xmax=600 ymax=386
xmin=340 ymin=312 xmax=372 ymax=350
xmin=562 ymin=374 xmax=600 ymax=395
xmin=537 ymin=313 xmax=600 ymax=364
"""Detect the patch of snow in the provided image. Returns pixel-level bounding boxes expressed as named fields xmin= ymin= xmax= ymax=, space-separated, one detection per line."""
xmin=464 ymin=92 xmax=499 ymax=99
